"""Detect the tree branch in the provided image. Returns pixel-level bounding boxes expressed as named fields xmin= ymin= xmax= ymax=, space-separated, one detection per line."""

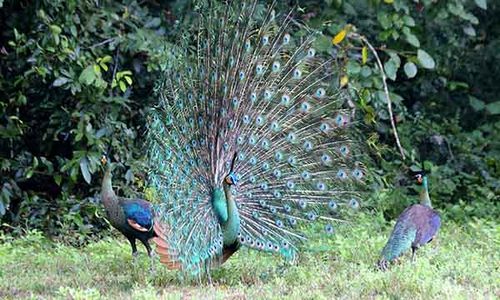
xmin=350 ymin=32 xmax=406 ymax=160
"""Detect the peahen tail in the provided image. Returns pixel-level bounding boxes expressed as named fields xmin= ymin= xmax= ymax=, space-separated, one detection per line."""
xmin=147 ymin=0 xmax=365 ymax=275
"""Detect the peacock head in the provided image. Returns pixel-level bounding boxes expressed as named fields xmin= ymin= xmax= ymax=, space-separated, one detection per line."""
xmin=224 ymin=172 xmax=238 ymax=185
xmin=223 ymin=152 xmax=239 ymax=186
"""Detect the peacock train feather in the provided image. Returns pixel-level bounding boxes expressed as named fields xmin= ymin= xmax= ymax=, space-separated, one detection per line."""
xmin=147 ymin=0 xmax=365 ymax=275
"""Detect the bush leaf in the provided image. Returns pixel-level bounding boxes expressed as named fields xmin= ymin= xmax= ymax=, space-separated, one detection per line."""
xmin=474 ymin=0 xmax=487 ymax=10
xmin=486 ymin=101 xmax=500 ymax=115
xmin=403 ymin=62 xmax=418 ymax=78
xmin=417 ymin=49 xmax=436 ymax=69
xmin=80 ymin=157 xmax=92 ymax=184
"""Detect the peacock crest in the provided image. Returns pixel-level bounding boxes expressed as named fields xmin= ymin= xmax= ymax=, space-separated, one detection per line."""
xmin=147 ymin=0 xmax=365 ymax=275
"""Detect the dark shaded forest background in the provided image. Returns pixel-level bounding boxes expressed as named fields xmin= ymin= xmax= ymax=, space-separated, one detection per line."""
xmin=0 ymin=0 xmax=498 ymax=245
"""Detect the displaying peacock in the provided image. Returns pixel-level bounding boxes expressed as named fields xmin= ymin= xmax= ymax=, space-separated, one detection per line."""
xmin=147 ymin=0 xmax=365 ymax=275
xmin=378 ymin=169 xmax=441 ymax=271
xmin=100 ymin=154 xmax=156 ymax=258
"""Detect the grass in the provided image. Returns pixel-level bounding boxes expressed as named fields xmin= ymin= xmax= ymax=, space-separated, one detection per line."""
xmin=0 ymin=214 xmax=498 ymax=299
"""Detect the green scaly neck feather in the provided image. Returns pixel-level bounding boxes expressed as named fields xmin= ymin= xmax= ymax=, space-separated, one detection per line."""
xmin=419 ymin=176 xmax=432 ymax=208
xmin=212 ymin=182 xmax=240 ymax=246
xmin=101 ymin=164 xmax=117 ymax=209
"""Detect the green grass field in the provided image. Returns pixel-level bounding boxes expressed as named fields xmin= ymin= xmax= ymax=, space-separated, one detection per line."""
xmin=0 ymin=214 xmax=498 ymax=299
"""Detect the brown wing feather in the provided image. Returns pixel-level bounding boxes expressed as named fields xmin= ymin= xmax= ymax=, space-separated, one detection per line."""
xmin=153 ymin=221 xmax=181 ymax=270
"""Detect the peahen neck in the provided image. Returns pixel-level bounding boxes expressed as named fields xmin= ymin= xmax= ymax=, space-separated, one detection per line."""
xmin=419 ymin=176 xmax=432 ymax=208
xmin=212 ymin=183 xmax=240 ymax=246
xmin=101 ymin=165 xmax=117 ymax=209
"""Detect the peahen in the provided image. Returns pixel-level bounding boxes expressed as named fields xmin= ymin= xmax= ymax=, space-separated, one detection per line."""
xmin=147 ymin=0 xmax=365 ymax=275
xmin=100 ymin=154 xmax=156 ymax=258
xmin=378 ymin=169 xmax=441 ymax=271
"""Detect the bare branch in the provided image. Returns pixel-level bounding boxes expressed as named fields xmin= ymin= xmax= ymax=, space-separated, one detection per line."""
xmin=349 ymin=32 xmax=406 ymax=160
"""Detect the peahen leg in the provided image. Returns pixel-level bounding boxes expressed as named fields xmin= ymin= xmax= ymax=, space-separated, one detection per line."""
xmin=411 ymin=246 xmax=417 ymax=263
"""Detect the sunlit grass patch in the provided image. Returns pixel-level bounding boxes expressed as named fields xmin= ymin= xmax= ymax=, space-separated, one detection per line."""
xmin=0 ymin=215 xmax=498 ymax=299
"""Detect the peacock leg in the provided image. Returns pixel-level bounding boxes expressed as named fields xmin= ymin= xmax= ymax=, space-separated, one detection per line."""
xmin=128 ymin=237 xmax=138 ymax=259
xmin=140 ymin=239 xmax=156 ymax=273
xmin=411 ymin=246 xmax=417 ymax=263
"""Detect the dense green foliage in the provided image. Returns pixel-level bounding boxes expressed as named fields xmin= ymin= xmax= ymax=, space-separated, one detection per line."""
xmin=0 ymin=215 xmax=498 ymax=298
xmin=1 ymin=0 xmax=499 ymax=241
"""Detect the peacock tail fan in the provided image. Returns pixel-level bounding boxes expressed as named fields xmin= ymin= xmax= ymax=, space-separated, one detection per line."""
xmin=147 ymin=0 xmax=366 ymax=276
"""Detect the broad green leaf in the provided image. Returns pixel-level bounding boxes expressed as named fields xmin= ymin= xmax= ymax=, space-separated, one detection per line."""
xmin=402 ymin=16 xmax=415 ymax=27
xmin=362 ymin=46 xmax=368 ymax=64
xmin=417 ymin=49 xmax=435 ymax=69
xmin=93 ymin=64 xmax=101 ymax=74
xmin=124 ymin=76 xmax=132 ymax=85
xmin=377 ymin=12 xmax=392 ymax=29
xmin=80 ymin=157 xmax=91 ymax=184
xmin=49 ymin=24 xmax=62 ymax=35
xmin=474 ymin=0 xmax=487 ymax=10
xmin=70 ymin=25 xmax=77 ymax=37
xmin=100 ymin=55 xmax=112 ymax=63
xmin=384 ymin=57 xmax=399 ymax=81
xmin=346 ymin=60 xmax=361 ymax=75
xmin=53 ymin=77 xmax=69 ymax=87
xmin=404 ymin=31 xmax=420 ymax=47
xmin=54 ymin=175 xmax=62 ymax=186
xmin=486 ymin=101 xmax=500 ymax=115
xmin=79 ymin=66 xmax=96 ymax=85
xmin=313 ymin=34 xmax=332 ymax=53
xmin=119 ymin=81 xmax=126 ymax=92
xmin=403 ymin=62 xmax=417 ymax=78
xmin=100 ymin=63 xmax=109 ymax=71
xmin=469 ymin=96 xmax=485 ymax=111
xmin=463 ymin=25 xmax=476 ymax=37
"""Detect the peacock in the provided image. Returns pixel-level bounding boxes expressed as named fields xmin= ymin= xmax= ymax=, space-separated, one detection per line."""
xmin=147 ymin=0 xmax=365 ymax=275
xmin=100 ymin=154 xmax=156 ymax=258
xmin=378 ymin=169 xmax=441 ymax=271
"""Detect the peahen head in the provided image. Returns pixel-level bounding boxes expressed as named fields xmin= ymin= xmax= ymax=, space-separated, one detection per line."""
xmin=100 ymin=153 xmax=115 ymax=175
xmin=100 ymin=154 xmax=108 ymax=167
xmin=411 ymin=166 xmax=431 ymax=207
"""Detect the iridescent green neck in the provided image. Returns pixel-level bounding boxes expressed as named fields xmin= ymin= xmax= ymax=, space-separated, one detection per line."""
xmin=212 ymin=183 xmax=240 ymax=246
xmin=419 ymin=176 xmax=432 ymax=208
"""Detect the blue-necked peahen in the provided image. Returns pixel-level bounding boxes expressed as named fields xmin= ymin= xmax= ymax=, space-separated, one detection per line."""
xmin=146 ymin=0 xmax=365 ymax=276
xmin=100 ymin=155 xmax=156 ymax=257
xmin=378 ymin=169 xmax=441 ymax=270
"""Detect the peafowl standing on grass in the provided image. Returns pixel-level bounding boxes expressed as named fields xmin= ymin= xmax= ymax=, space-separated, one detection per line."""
xmin=378 ymin=169 xmax=441 ymax=271
xmin=147 ymin=0 xmax=365 ymax=275
xmin=100 ymin=155 xmax=156 ymax=258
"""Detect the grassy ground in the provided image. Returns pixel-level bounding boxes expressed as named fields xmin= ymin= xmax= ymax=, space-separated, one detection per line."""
xmin=0 ymin=214 xmax=498 ymax=299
